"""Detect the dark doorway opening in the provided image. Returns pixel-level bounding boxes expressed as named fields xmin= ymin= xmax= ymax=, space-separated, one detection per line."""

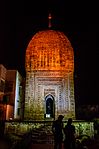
xmin=45 ymin=94 xmax=54 ymax=118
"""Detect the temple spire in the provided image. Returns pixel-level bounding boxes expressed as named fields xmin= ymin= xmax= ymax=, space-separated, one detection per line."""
xmin=48 ymin=13 xmax=52 ymax=28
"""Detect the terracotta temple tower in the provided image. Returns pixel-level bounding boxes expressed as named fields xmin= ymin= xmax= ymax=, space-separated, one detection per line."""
xmin=24 ymin=28 xmax=75 ymax=120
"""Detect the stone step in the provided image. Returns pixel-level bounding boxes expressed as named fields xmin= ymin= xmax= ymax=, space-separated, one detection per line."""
xmin=31 ymin=126 xmax=54 ymax=144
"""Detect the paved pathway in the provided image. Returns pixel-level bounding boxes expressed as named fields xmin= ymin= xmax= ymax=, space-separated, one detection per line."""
xmin=0 ymin=137 xmax=11 ymax=149
xmin=30 ymin=143 xmax=54 ymax=149
xmin=30 ymin=143 xmax=65 ymax=149
xmin=1 ymin=134 xmax=99 ymax=149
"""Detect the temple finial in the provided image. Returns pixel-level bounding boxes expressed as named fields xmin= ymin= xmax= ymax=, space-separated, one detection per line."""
xmin=48 ymin=13 xmax=52 ymax=28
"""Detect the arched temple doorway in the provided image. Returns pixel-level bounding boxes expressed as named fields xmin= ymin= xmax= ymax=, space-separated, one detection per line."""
xmin=45 ymin=94 xmax=55 ymax=119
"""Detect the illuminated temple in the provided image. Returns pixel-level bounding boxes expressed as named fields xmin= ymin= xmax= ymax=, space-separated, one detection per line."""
xmin=24 ymin=29 xmax=75 ymax=120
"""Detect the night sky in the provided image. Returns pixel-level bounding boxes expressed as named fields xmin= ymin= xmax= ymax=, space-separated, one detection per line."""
xmin=0 ymin=1 xmax=98 ymax=105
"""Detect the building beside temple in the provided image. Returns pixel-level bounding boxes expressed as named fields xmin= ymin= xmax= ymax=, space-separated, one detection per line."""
xmin=24 ymin=29 xmax=75 ymax=120
xmin=0 ymin=27 xmax=75 ymax=121
xmin=0 ymin=15 xmax=75 ymax=121
xmin=0 ymin=64 xmax=24 ymax=120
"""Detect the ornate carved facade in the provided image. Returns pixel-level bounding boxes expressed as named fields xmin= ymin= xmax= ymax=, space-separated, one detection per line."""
xmin=24 ymin=30 xmax=75 ymax=120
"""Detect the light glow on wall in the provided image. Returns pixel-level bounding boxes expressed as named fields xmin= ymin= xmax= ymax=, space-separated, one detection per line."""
xmin=14 ymin=71 xmax=19 ymax=119
xmin=14 ymin=71 xmax=22 ymax=119
xmin=6 ymin=104 xmax=13 ymax=120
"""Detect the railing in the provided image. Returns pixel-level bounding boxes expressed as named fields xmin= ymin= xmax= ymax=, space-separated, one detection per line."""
xmin=4 ymin=120 xmax=94 ymax=138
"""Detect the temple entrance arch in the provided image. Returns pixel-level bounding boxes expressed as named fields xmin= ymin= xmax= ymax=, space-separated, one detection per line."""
xmin=45 ymin=94 xmax=55 ymax=119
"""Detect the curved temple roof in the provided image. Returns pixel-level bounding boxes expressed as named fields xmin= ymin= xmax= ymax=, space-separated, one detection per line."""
xmin=25 ymin=30 xmax=74 ymax=72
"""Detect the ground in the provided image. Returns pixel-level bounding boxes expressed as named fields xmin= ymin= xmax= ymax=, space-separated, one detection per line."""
xmin=1 ymin=134 xmax=99 ymax=149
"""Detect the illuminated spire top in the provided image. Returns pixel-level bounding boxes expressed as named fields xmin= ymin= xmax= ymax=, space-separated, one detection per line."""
xmin=48 ymin=13 xmax=52 ymax=28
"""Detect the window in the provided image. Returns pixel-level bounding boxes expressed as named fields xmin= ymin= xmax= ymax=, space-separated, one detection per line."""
xmin=5 ymin=81 xmax=13 ymax=92
xmin=17 ymin=108 xmax=20 ymax=115
xmin=0 ymin=80 xmax=5 ymax=92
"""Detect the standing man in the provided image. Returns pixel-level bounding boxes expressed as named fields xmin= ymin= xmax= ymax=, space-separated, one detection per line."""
xmin=64 ymin=118 xmax=76 ymax=149
xmin=52 ymin=115 xmax=64 ymax=149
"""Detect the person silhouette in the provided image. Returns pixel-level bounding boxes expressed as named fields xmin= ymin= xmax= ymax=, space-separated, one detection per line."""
xmin=52 ymin=115 xmax=64 ymax=149
xmin=64 ymin=118 xmax=75 ymax=149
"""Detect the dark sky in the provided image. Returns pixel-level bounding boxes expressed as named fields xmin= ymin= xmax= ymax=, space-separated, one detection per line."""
xmin=0 ymin=1 xmax=99 ymax=105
